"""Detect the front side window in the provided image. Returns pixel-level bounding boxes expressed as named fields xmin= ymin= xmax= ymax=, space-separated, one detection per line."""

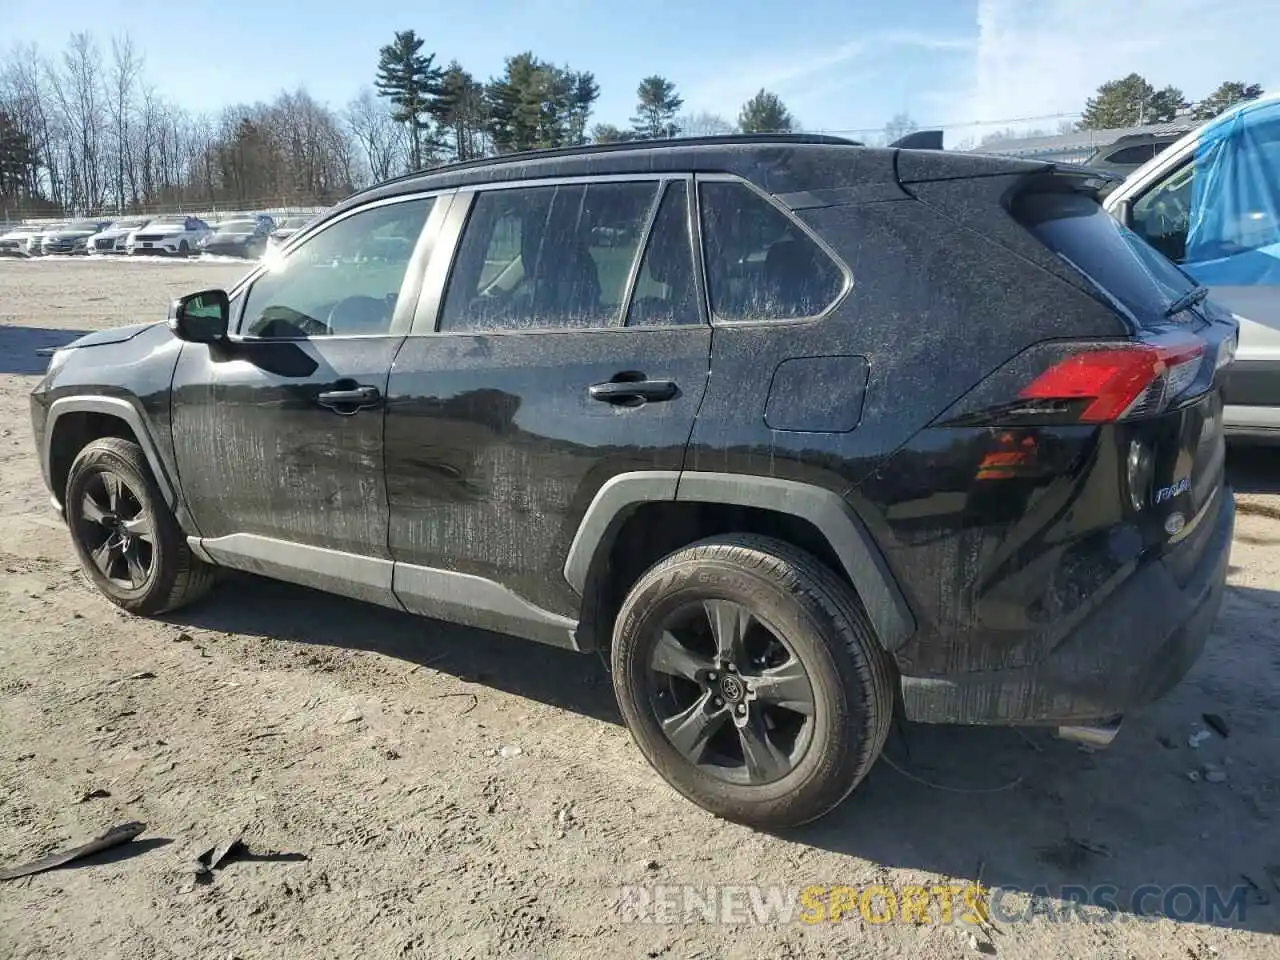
xmin=439 ymin=181 xmax=660 ymax=332
xmin=239 ymin=198 xmax=433 ymax=338
xmin=698 ymin=180 xmax=845 ymax=322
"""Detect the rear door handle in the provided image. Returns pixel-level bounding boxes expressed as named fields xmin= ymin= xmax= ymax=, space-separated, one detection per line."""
xmin=588 ymin=379 xmax=679 ymax=405
xmin=316 ymin=385 xmax=381 ymax=414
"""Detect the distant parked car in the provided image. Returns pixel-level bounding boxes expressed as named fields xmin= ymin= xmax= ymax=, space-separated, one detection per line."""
xmin=40 ymin=219 xmax=114 ymax=255
xmin=31 ymin=222 xmax=70 ymax=256
xmin=126 ymin=216 xmax=213 ymax=257
xmin=197 ymin=218 xmax=274 ymax=259
xmin=264 ymin=215 xmax=315 ymax=258
xmin=0 ymin=225 xmax=45 ymax=257
xmin=89 ymin=217 xmax=152 ymax=255
xmin=1085 ymin=132 xmax=1185 ymax=179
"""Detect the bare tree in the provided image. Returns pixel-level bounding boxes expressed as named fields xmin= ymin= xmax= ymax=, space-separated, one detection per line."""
xmin=48 ymin=33 xmax=108 ymax=211
xmin=676 ymin=111 xmax=737 ymax=137
xmin=346 ymin=87 xmax=406 ymax=184
xmin=108 ymin=34 xmax=143 ymax=211
xmin=1 ymin=45 xmax=60 ymax=207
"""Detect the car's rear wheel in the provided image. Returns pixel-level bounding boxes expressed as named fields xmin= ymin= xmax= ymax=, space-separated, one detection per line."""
xmin=178 ymin=240 xmax=190 ymax=258
xmin=65 ymin=437 xmax=216 ymax=615
xmin=611 ymin=534 xmax=895 ymax=829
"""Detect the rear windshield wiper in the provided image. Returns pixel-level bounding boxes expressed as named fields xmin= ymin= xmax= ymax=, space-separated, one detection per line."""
xmin=1165 ymin=284 xmax=1210 ymax=318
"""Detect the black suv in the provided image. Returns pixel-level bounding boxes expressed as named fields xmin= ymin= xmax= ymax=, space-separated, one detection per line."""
xmin=30 ymin=135 xmax=1237 ymax=828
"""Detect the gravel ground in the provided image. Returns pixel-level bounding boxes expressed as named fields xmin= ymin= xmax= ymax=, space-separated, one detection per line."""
xmin=1 ymin=257 xmax=1279 ymax=960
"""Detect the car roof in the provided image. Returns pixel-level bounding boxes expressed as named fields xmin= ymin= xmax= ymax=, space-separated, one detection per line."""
xmin=334 ymin=134 xmax=907 ymax=214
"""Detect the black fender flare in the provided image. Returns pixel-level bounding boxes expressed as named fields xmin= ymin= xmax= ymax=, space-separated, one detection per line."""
xmin=563 ymin=470 xmax=915 ymax=651
xmin=43 ymin=395 xmax=179 ymax=511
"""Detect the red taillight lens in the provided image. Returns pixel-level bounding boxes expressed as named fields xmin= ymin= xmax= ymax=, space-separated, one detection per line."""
xmin=1018 ymin=339 xmax=1205 ymax=423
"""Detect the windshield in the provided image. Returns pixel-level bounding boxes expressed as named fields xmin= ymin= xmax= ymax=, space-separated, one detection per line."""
xmin=216 ymin=220 xmax=257 ymax=234
xmin=68 ymin=221 xmax=103 ymax=232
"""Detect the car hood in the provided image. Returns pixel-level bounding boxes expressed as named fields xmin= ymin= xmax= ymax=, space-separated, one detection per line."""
xmin=46 ymin=230 xmax=98 ymax=241
xmin=64 ymin=321 xmax=161 ymax=349
xmin=96 ymin=226 xmax=144 ymax=238
xmin=134 ymin=224 xmax=189 ymax=236
xmin=207 ymin=233 xmax=253 ymax=241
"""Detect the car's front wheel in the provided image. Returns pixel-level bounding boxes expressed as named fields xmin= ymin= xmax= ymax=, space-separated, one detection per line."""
xmin=611 ymin=534 xmax=895 ymax=829
xmin=64 ymin=437 xmax=216 ymax=615
xmin=178 ymin=240 xmax=190 ymax=258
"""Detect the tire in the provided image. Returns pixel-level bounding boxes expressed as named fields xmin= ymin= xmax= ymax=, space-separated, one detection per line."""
xmin=178 ymin=240 xmax=190 ymax=258
xmin=64 ymin=437 xmax=216 ymax=616
xmin=611 ymin=534 xmax=895 ymax=829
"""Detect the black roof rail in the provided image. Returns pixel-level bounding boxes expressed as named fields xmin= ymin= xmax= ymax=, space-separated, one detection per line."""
xmin=358 ymin=133 xmax=865 ymax=196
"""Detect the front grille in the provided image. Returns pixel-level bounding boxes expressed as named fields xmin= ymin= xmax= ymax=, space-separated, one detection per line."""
xmin=134 ymin=234 xmax=169 ymax=242
xmin=94 ymin=238 xmax=114 ymax=250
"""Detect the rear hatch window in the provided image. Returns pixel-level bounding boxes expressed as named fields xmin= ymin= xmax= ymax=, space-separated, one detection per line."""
xmin=1011 ymin=188 xmax=1204 ymax=329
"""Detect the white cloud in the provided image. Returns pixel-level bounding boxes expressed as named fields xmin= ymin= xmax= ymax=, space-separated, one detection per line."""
xmin=951 ymin=0 xmax=1280 ymax=137
xmin=682 ymin=30 xmax=971 ymax=121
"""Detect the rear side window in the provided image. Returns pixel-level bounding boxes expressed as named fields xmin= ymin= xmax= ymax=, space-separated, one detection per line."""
xmin=1013 ymin=188 xmax=1197 ymax=325
xmin=698 ymin=181 xmax=844 ymax=322
xmin=440 ymin=181 xmax=658 ymax=332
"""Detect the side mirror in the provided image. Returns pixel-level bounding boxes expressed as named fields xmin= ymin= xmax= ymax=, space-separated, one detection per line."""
xmin=168 ymin=289 xmax=229 ymax=343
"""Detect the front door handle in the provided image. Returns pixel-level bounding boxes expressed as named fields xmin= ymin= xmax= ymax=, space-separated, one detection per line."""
xmin=316 ymin=384 xmax=381 ymax=414
xmin=588 ymin=378 xmax=679 ymax=406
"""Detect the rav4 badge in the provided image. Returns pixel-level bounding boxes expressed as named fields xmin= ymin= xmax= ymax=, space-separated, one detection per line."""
xmin=1155 ymin=476 xmax=1192 ymax=504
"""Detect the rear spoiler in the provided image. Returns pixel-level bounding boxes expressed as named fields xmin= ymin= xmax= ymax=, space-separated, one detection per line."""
xmin=888 ymin=130 xmax=944 ymax=150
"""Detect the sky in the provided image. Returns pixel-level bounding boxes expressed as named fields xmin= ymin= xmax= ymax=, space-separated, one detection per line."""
xmin=9 ymin=0 xmax=1280 ymax=142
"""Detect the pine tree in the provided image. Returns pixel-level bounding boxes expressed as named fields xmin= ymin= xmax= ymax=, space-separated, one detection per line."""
xmin=631 ymin=76 xmax=684 ymax=140
xmin=738 ymin=90 xmax=794 ymax=134
xmin=375 ymin=30 xmax=443 ymax=170
xmin=0 ymin=112 xmax=37 ymax=201
xmin=432 ymin=61 xmax=487 ymax=161
xmin=1191 ymin=82 xmax=1265 ymax=122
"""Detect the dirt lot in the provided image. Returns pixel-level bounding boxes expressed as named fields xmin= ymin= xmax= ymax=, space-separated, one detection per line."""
xmin=1 ymin=257 xmax=1279 ymax=959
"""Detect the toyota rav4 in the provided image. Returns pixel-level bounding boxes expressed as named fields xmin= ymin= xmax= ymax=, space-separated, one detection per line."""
xmin=30 ymin=134 xmax=1237 ymax=828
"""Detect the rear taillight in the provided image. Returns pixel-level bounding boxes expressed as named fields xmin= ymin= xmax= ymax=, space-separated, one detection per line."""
xmin=1018 ymin=338 xmax=1205 ymax=423
xmin=933 ymin=333 xmax=1216 ymax=429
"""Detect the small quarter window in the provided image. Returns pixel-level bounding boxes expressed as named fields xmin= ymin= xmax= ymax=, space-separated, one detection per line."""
xmin=698 ymin=180 xmax=844 ymax=322
xmin=626 ymin=181 xmax=700 ymax=327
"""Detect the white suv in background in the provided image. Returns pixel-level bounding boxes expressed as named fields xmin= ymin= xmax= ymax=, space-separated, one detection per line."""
xmin=1104 ymin=92 xmax=1280 ymax=442
xmin=125 ymin=215 xmax=213 ymax=257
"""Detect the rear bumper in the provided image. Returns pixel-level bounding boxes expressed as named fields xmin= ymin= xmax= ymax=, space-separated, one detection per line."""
xmin=900 ymin=488 xmax=1233 ymax=725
